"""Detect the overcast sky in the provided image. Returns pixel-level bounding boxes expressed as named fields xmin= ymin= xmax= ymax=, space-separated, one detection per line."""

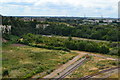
xmin=0 ymin=0 xmax=119 ymax=18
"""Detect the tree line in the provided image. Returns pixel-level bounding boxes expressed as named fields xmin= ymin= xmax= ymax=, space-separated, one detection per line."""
xmin=2 ymin=17 xmax=120 ymax=41
xmin=19 ymin=33 xmax=110 ymax=54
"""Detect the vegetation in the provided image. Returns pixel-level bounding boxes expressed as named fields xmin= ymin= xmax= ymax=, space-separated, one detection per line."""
xmin=2 ymin=45 xmax=77 ymax=78
xmin=2 ymin=17 xmax=120 ymax=41
xmin=2 ymin=16 xmax=119 ymax=79
xmin=67 ymin=56 xmax=118 ymax=78
xmin=2 ymin=34 xmax=19 ymax=43
xmin=18 ymin=33 xmax=112 ymax=54
xmin=2 ymin=17 xmax=119 ymax=56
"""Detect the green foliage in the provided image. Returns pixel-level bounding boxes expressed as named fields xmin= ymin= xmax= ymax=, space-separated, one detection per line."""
xmin=23 ymin=66 xmax=46 ymax=78
xmin=76 ymin=41 xmax=86 ymax=51
xmin=2 ymin=34 xmax=19 ymax=46
xmin=2 ymin=69 xmax=9 ymax=76
xmin=64 ymin=40 xmax=77 ymax=50
xmin=110 ymin=62 xmax=118 ymax=66
xmin=85 ymin=43 xmax=99 ymax=52
xmin=19 ymin=33 xmax=111 ymax=54
xmin=33 ymin=44 xmax=70 ymax=52
xmin=109 ymin=48 xmax=120 ymax=56
xmin=68 ymin=35 xmax=72 ymax=41
xmin=2 ymin=45 xmax=76 ymax=78
xmin=3 ymin=17 xmax=119 ymax=41
xmin=99 ymin=45 xmax=109 ymax=54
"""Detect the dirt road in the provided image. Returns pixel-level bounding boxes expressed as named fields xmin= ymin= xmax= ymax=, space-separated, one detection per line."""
xmin=73 ymin=51 xmax=119 ymax=61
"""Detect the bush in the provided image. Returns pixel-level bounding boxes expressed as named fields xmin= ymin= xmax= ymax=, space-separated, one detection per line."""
xmin=23 ymin=66 xmax=45 ymax=78
xmin=76 ymin=41 xmax=86 ymax=51
xmin=109 ymin=48 xmax=118 ymax=55
xmin=20 ymin=33 xmax=112 ymax=55
xmin=2 ymin=70 xmax=9 ymax=76
xmin=3 ymin=34 xmax=19 ymax=43
xmin=99 ymin=46 xmax=109 ymax=54
xmin=110 ymin=62 xmax=118 ymax=66
xmin=29 ymin=44 xmax=70 ymax=52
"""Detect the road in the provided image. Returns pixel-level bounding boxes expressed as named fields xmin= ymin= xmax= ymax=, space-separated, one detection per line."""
xmin=73 ymin=51 xmax=119 ymax=61
xmin=41 ymin=35 xmax=116 ymax=43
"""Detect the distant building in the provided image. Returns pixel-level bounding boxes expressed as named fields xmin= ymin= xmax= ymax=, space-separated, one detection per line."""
xmin=36 ymin=24 xmax=49 ymax=29
xmin=20 ymin=17 xmax=46 ymax=22
xmin=103 ymin=19 xmax=113 ymax=23
xmin=117 ymin=20 xmax=120 ymax=22
xmin=33 ymin=17 xmax=46 ymax=22
xmin=94 ymin=20 xmax=99 ymax=23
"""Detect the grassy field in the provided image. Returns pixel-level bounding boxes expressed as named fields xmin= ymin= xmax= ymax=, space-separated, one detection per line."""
xmin=2 ymin=45 xmax=77 ymax=78
xmin=66 ymin=56 xmax=118 ymax=78
xmin=56 ymin=36 xmax=114 ymax=43
xmin=108 ymin=73 xmax=119 ymax=78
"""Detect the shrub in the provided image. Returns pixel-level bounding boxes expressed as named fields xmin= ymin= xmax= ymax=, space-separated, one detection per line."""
xmin=20 ymin=33 xmax=112 ymax=55
xmin=2 ymin=69 xmax=9 ymax=76
xmin=109 ymin=48 xmax=118 ymax=56
xmin=99 ymin=46 xmax=109 ymax=54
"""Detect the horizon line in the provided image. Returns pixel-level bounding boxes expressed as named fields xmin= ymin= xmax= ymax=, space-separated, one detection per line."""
xmin=1 ymin=15 xmax=118 ymax=19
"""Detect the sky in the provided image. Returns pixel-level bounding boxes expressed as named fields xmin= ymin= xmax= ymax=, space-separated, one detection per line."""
xmin=0 ymin=0 xmax=119 ymax=18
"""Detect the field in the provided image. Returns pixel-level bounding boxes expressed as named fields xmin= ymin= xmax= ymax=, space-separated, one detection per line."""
xmin=2 ymin=16 xmax=119 ymax=79
xmin=2 ymin=44 xmax=77 ymax=78
xmin=108 ymin=73 xmax=119 ymax=78
xmin=66 ymin=56 xmax=118 ymax=78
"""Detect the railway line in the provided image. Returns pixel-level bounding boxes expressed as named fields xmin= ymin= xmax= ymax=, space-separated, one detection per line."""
xmin=43 ymin=51 xmax=119 ymax=80
xmin=79 ymin=67 xmax=120 ymax=80
xmin=53 ymin=57 xmax=90 ymax=80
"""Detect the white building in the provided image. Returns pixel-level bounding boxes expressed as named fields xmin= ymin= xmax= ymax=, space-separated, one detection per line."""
xmin=36 ymin=24 xmax=49 ymax=29
xmin=0 ymin=25 xmax=11 ymax=33
xmin=103 ymin=20 xmax=113 ymax=23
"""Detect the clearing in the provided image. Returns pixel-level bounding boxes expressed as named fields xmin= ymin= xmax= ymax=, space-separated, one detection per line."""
xmin=2 ymin=45 xmax=77 ymax=78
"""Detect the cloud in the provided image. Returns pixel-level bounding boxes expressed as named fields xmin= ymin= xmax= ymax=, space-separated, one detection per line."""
xmin=0 ymin=0 xmax=119 ymax=18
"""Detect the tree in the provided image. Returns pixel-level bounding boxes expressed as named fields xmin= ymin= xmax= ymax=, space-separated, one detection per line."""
xmin=76 ymin=41 xmax=86 ymax=51
xmin=99 ymin=45 xmax=109 ymax=54
xmin=68 ymin=35 xmax=72 ymax=41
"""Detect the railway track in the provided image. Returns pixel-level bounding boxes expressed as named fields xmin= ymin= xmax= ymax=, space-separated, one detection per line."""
xmin=79 ymin=67 xmax=120 ymax=80
xmin=53 ymin=58 xmax=90 ymax=80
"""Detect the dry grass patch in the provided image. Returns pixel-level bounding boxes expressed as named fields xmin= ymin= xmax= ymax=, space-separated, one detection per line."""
xmin=67 ymin=56 xmax=118 ymax=78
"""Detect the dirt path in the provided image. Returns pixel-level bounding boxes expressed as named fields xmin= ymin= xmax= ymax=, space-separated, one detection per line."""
xmin=11 ymin=44 xmax=26 ymax=47
xmin=73 ymin=50 xmax=119 ymax=61
xmin=2 ymin=38 xmax=8 ymax=42
xmin=42 ymin=53 xmax=86 ymax=78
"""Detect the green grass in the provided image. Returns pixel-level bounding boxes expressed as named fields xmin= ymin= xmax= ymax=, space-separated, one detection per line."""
xmin=2 ymin=45 xmax=77 ymax=78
